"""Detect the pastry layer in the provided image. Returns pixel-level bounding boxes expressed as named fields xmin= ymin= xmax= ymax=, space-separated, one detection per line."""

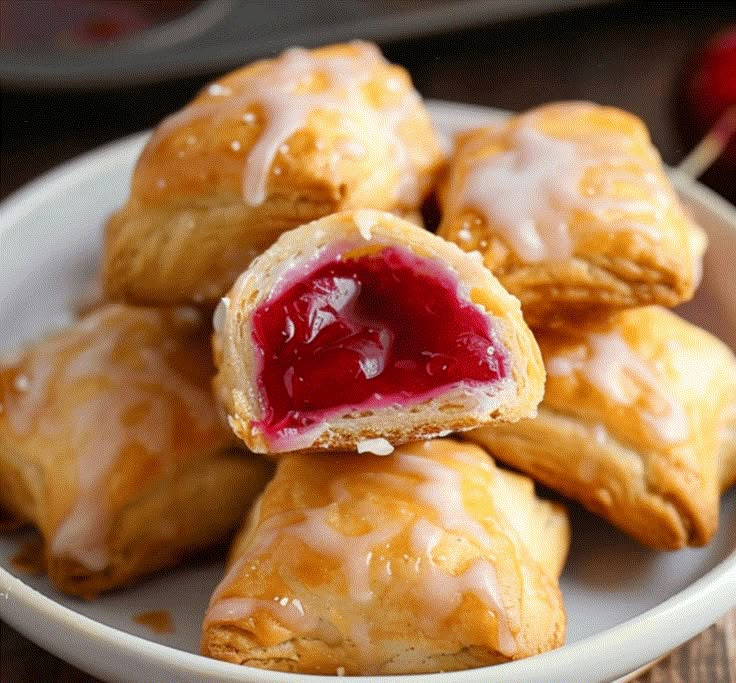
xmin=213 ymin=210 xmax=545 ymax=454
xmin=104 ymin=41 xmax=445 ymax=306
xmin=0 ymin=305 xmax=273 ymax=597
xmin=720 ymin=402 xmax=736 ymax=493
xmin=438 ymin=102 xmax=707 ymax=325
xmin=201 ymin=439 xmax=569 ymax=675
xmin=466 ymin=306 xmax=736 ymax=549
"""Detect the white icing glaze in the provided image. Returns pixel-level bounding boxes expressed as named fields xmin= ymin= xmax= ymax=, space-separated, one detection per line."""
xmin=207 ymin=446 xmax=518 ymax=656
xmin=207 ymin=83 xmax=232 ymax=97
xmin=417 ymin=553 xmax=515 ymax=656
xmin=547 ymin=330 xmax=689 ymax=444
xmin=153 ymin=42 xmax=421 ymax=206
xmin=574 ymin=452 xmax=595 ymax=482
xmin=213 ymin=296 xmax=230 ymax=335
xmin=13 ymin=375 xmax=30 ymax=391
xmin=6 ymin=361 xmax=54 ymax=435
xmin=442 ymin=443 xmax=493 ymax=471
xmin=592 ymin=423 xmax=609 ymax=446
xmin=286 ymin=503 xmax=399 ymax=603
xmin=5 ymin=307 xmax=218 ymax=571
xmin=350 ymin=620 xmax=372 ymax=654
xmin=353 ymin=209 xmax=378 ymax=241
xmin=409 ymin=518 xmax=444 ymax=556
xmin=461 ymin=109 xmax=670 ymax=262
xmin=383 ymin=452 xmax=515 ymax=652
xmin=407 ymin=515 xmax=514 ymax=655
xmin=357 ymin=438 xmax=394 ymax=455
xmin=394 ymin=453 xmax=492 ymax=548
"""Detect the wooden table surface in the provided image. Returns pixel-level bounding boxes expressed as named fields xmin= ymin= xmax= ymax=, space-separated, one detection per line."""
xmin=1 ymin=1 xmax=735 ymax=681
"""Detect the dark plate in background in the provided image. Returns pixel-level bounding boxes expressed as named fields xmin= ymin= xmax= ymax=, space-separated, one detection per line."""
xmin=0 ymin=0 xmax=613 ymax=90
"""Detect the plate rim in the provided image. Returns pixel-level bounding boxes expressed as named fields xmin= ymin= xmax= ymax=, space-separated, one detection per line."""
xmin=1 ymin=100 xmax=735 ymax=683
xmin=0 ymin=1 xmax=614 ymax=90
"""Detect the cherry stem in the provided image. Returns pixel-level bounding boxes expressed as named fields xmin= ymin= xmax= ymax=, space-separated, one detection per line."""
xmin=677 ymin=105 xmax=736 ymax=179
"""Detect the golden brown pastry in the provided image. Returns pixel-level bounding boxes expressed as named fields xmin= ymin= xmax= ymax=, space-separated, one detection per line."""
xmin=465 ymin=306 xmax=736 ymax=550
xmin=438 ymin=102 xmax=707 ymax=325
xmin=213 ymin=210 xmax=545 ymax=455
xmin=720 ymin=400 xmax=736 ymax=493
xmin=0 ymin=305 xmax=273 ymax=598
xmin=104 ymin=41 xmax=445 ymax=307
xmin=201 ymin=439 xmax=569 ymax=675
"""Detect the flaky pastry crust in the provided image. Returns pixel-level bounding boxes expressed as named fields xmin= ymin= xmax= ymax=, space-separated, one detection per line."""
xmin=213 ymin=210 xmax=545 ymax=455
xmin=104 ymin=42 xmax=444 ymax=307
xmin=0 ymin=305 xmax=273 ymax=597
xmin=438 ymin=102 xmax=707 ymax=325
xmin=201 ymin=439 xmax=568 ymax=675
xmin=465 ymin=306 xmax=736 ymax=549
xmin=720 ymin=401 xmax=736 ymax=493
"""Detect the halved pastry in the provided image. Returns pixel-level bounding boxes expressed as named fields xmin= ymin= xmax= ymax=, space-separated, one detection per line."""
xmin=0 ymin=305 xmax=273 ymax=598
xmin=213 ymin=210 xmax=545 ymax=455
xmin=465 ymin=306 xmax=736 ymax=550
xmin=201 ymin=439 xmax=569 ymax=675
xmin=438 ymin=102 xmax=707 ymax=325
xmin=104 ymin=41 xmax=445 ymax=307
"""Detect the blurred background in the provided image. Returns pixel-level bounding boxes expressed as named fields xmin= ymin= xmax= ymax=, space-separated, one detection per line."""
xmin=1 ymin=0 xmax=735 ymax=203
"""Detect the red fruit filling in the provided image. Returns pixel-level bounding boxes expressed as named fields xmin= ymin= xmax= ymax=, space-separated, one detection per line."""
xmin=251 ymin=245 xmax=509 ymax=442
xmin=688 ymin=29 xmax=736 ymax=165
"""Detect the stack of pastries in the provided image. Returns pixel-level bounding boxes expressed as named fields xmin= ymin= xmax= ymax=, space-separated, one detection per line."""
xmin=439 ymin=102 xmax=736 ymax=550
xmin=1 ymin=41 xmax=734 ymax=676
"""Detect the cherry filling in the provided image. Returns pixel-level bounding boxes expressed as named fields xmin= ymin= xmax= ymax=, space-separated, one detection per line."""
xmin=251 ymin=245 xmax=509 ymax=440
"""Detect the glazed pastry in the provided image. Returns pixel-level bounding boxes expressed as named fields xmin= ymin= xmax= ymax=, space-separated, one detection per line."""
xmin=720 ymin=400 xmax=736 ymax=493
xmin=213 ymin=210 xmax=545 ymax=455
xmin=201 ymin=439 xmax=569 ymax=675
xmin=104 ymin=41 xmax=445 ymax=307
xmin=438 ymin=102 xmax=707 ymax=325
xmin=465 ymin=306 xmax=736 ymax=549
xmin=0 ymin=305 xmax=273 ymax=598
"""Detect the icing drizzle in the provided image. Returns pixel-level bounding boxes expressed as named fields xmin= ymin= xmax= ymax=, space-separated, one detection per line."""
xmin=547 ymin=329 xmax=689 ymax=444
xmin=460 ymin=105 xmax=672 ymax=262
xmin=205 ymin=443 xmax=519 ymax=660
xmin=152 ymin=42 xmax=422 ymax=206
xmin=3 ymin=307 xmax=219 ymax=571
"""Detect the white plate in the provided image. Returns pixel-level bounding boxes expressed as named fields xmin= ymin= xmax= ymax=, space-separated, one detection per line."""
xmin=1 ymin=101 xmax=735 ymax=683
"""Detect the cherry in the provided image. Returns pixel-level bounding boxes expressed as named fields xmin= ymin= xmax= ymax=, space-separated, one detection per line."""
xmin=251 ymin=246 xmax=509 ymax=441
xmin=688 ymin=28 xmax=736 ymax=159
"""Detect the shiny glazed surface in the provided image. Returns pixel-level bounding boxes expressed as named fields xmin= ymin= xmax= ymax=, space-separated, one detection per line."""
xmin=251 ymin=245 xmax=509 ymax=436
